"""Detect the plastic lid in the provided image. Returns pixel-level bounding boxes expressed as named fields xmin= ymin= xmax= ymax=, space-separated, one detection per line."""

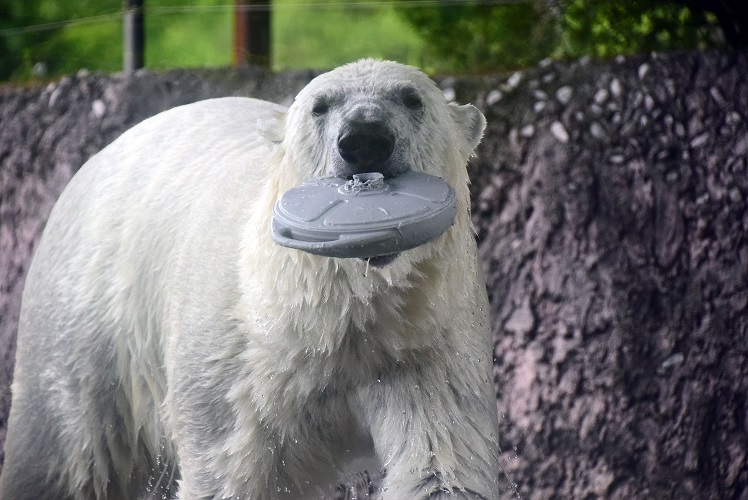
xmin=271 ymin=171 xmax=457 ymax=259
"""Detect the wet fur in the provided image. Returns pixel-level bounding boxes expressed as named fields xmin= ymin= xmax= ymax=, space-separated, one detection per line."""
xmin=0 ymin=60 xmax=499 ymax=500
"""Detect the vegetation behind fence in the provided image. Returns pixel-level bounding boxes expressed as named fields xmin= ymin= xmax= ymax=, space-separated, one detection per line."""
xmin=0 ymin=1 xmax=740 ymax=82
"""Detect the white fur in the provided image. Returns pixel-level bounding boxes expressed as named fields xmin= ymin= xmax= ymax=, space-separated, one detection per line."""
xmin=0 ymin=60 xmax=499 ymax=500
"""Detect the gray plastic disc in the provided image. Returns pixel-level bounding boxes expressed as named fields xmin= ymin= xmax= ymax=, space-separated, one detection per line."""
xmin=271 ymin=171 xmax=457 ymax=259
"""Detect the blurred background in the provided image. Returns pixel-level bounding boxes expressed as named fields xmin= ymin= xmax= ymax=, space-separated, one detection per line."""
xmin=0 ymin=0 xmax=740 ymax=82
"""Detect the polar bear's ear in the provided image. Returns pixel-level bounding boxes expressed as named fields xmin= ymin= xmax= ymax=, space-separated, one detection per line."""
xmin=257 ymin=109 xmax=286 ymax=144
xmin=448 ymin=103 xmax=486 ymax=155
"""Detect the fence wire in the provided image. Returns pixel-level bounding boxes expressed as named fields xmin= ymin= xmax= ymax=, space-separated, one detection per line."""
xmin=0 ymin=0 xmax=539 ymax=37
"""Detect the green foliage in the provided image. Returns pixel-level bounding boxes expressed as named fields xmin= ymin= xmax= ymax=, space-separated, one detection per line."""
xmin=145 ymin=5 xmax=232 ymax=70
xmin=0 ymin=0 xmax=423 ymax=81
xmin=393 ymin=0 xmax=724 ymax=73
xmin=560 ymin=0 xmax=722 ymax=59
xmin=0 ymin=0 xmax=232 ymax=81
xmin=271 ymin=0 xmax=424 ymax=71
xmin=0 ymin=0 xmax=731 ymax=82
xmin=0 ymin=0 xmax=121 ymax=80
xmin=394 ymin=1 xmax=559 ymax=73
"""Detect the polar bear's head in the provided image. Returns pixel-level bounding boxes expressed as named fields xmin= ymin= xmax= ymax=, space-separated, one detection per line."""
xmin=280 ymin=59 xmax=486 ymax=184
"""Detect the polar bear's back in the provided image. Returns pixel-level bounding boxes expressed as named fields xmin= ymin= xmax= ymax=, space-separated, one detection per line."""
xmin=25 ymin=95 xmax=283 ymax=320
xmin=4 ymin=97 xmax=283 ymax=499
xmin=22 ymin=96 xmax=283 ymax=345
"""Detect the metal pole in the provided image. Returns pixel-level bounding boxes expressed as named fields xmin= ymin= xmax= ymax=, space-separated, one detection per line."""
xmin=124 ymin=0 xmax=144 ymax=75
xmin=234 ymin=0 xmax=271 ymax=68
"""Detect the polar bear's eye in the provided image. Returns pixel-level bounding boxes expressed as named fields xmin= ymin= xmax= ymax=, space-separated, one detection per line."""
xmin=312 ymin=98 xmax=330 ymax=116
xmin=401 ymin=88 xmax=423 ymax=110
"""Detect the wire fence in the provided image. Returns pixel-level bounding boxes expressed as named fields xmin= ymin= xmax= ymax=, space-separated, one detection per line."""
xmin=0 ymin=0 xmax=538 ymax=37
xmin=6 ymin=0 xmax=543 ymax=78
xmin=1 ymin=0 xmax=720 ymax=81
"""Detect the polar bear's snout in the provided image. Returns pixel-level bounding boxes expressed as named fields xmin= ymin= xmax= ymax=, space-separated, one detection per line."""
xmin=337 ymin=119 xmax=395 ymax=171
xmin=331 ymin=98 xmax=411 ymax=179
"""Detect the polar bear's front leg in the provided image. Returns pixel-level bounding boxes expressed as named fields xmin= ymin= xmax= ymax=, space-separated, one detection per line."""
xmin=357 ymin=360 xmax=500 ymax=500
xmin=172 ymin=403 xmax=287 ymax=499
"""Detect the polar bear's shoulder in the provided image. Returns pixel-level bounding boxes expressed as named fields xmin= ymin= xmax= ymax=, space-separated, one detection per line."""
xmin=82 ymin=96 xmax=286 ymax=185
xmin=158 ymin=96 xmax=287 ymax=122
xmin=122 ymin=96 xmax=287 ymax=141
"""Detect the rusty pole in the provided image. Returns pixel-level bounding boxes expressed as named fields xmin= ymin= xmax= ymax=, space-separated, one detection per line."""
xmin=233 ymin=0 xmax=271 ymax=68
xmin=124 ymin=0 xmax=144 ymax=75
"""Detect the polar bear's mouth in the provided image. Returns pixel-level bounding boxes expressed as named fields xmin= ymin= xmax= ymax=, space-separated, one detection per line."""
xmin=361 ymin=253 xmax=400 ymax=268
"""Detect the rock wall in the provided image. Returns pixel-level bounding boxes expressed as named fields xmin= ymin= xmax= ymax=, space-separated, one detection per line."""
xmin=469 ymin=50 xmax=748 ymax=499
xmin=1 ymin=50 xmax=746 ymax=498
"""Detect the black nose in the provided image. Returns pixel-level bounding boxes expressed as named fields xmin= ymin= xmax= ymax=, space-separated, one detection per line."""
xmin=337 ymin=122 xmax=395 ymax=168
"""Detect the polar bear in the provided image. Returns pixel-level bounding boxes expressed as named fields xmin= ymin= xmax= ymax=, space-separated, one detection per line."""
xmin=0 ymin=59 xmax=499 ymax=500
